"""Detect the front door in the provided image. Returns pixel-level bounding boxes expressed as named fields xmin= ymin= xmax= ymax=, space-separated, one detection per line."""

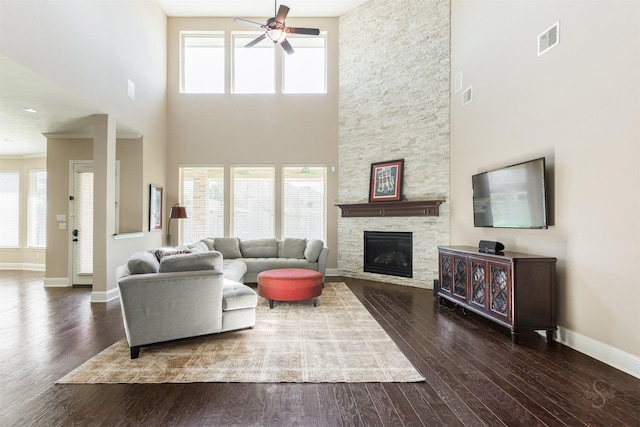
xmin=71 ymin=162 xmax=93 ymax=286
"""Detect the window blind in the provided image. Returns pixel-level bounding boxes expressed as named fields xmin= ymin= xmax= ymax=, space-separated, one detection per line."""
xmin=28 ymin=170 xmax=47 ymax=247
xmin=283 ymin=166 xmax=326 ymax=240
xmin=0 ymin=171 xmax=19 ymax=247
xmin=180 ymin=167 xmax=224 ymax=244
xmin=231 ymin=166 xmax=274 ymax=239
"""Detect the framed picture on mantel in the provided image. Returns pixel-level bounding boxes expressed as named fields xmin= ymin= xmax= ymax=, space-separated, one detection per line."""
xmin=369 ymin=159 xmax=404 ymax=202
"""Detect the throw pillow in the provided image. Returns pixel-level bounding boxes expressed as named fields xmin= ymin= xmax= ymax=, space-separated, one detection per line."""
xmin=159 ymin=251 xmax=223 ymax=273
xmin=240 ymin=238 xmax=278 ymax=258
xmin=279 ymin=238 xmax=307 ymax=259
xmin=214 ymin=237 xmax=242 ymax=259
xmin=304 ymin=239 xmax=324 ymax=262
xmin=201 ymin=238 xmax=215 ymax=250
xmin=150 ymin=248 xmax=191 ymax=262
xmin=187 ymin=241 xmax=209 ymax=253
xmin=127 ymin=251 xmax=160 ymax=274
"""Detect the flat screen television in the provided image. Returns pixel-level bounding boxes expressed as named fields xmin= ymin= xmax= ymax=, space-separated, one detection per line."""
xmin=472 ymin=157 xmax=548 ymax=229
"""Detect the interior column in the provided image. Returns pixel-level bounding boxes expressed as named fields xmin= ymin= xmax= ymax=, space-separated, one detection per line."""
xmin=91 ymin=114 xmax=118 ymax=303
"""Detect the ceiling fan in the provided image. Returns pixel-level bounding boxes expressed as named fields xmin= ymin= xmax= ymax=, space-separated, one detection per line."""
xmin=233 ymin=2 xmax=320 ymax=55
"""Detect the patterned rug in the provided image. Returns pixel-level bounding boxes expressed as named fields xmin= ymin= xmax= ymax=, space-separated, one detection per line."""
xmin=57 ymin=282 xmax=424 ymax=383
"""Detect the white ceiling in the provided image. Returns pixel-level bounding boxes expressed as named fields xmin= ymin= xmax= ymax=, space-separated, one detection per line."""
xmin=157 ymin=0 xmax=369 ymax=18
xmin=0 ymin=0 xmax=368 ymax=158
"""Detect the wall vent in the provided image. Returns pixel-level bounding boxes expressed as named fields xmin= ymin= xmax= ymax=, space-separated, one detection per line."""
xmin=127 ymin=79 xmax=135 ymax=100
xmin=538 ymin=21 xmax=560 ymax=56
xmin=454 ymin=71 xmax=463 ymax=93
xmin=462 ymin=86 xmax=472 ymax=106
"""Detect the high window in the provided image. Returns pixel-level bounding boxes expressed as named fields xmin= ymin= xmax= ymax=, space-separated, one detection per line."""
xmin=181 ymin=32 xmax=225 ymax=93
xmin=28 ymin=170 xmax=47 ymax=248
xmin=283 ymin=36 xmax=326 ymax=94
xmin=180 ymin=30 xmax=327 ymax=94
xmin=180 ymin=167 xmax=224 ymax=243
xmin=0 ymin=171 xmax=19 ymax=247
xmin=283 ymin=166 xmax=325 ymax=240
xmin=232 ymin=34 xmax=276 ymax=94
xmin=231 ymin=166 xmax=275 ymax=239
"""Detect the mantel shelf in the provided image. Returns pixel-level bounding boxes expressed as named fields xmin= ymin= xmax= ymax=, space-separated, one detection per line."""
xmin=336 ymin=200 xmax=444 ymax=218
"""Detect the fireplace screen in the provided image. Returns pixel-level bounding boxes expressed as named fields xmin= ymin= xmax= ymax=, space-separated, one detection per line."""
xmin=363 ymin=231 xmax=412 ymax=278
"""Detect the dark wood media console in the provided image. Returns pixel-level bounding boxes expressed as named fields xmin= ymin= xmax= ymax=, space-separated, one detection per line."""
xmin=436 ymin=246 xmax=557 ymax=344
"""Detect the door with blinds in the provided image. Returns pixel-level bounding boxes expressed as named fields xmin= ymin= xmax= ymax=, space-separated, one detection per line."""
xmin=71 ymin=163 xmax=94 ymax=285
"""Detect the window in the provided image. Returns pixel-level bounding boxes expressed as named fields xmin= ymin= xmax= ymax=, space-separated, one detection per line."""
xmin=283 ymin=36 xmax=327 ymax=94
xmin=233 ymin=34 xmax=275 ymax=94
xmin=180 ymin=167 xmax=224 ymax=244
xmin=0 ymin=171 xmax=19 ymax=247
xmin=231 ymin=166 xmax=274 ymax=239
xmin=283 ymin=166 xmax=325 ymax=240
xmin=28 ymin=170 xmax=46 ymax=248
xmin=181 ymin=32 xmax=225 ymax=93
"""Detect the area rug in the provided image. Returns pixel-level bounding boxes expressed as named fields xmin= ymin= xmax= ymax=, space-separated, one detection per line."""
xmin=57 ymin=282 xmax=424 ymax=384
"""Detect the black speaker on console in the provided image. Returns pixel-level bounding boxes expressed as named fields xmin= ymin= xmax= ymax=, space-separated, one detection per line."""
xmin=479 ymin=240 xmax=505 ymax=254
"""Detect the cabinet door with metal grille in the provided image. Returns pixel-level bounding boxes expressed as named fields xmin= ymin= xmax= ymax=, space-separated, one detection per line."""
xmin=488 ymin=261 xmax=512 ymax=321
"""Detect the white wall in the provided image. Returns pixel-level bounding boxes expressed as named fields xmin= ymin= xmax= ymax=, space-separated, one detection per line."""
xmin=450 ymin=0 xmax=640 ymax=372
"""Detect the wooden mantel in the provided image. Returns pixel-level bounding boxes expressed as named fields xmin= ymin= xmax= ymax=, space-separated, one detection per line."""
xmin=336 ymin=200 xmax=444 ymax=218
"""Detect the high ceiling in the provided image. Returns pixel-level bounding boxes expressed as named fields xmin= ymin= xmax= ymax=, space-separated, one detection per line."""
xmin=157 ymin=0 xmax=369 ymax=17
xmin=0 ymin=0 xmax=368 ymax=158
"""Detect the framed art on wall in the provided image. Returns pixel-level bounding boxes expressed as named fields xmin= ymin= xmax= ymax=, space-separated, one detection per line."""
xmin=149 ymin=184 xmax=163 ymax=231
xmin=369 ymin=159 xmax=404 ymax=202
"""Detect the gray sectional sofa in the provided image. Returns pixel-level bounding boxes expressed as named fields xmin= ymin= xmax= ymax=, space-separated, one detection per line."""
xmin=196 ymin=237 xmax=329 ymax=283
xmin=116 ymin=237 xmax=328 ymax=358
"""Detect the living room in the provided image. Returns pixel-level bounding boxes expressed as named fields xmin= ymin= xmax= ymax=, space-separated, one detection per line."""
xmin=1 ymin=0 xmax=639 ymax=422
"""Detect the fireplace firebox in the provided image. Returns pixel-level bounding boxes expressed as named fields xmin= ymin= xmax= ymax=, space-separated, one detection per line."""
xmin=364 ymin=231 xmax=412 ymax=278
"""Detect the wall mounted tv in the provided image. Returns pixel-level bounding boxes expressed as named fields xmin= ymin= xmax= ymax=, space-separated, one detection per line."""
xmin=472 ymin=157 xmax=548 ymax=229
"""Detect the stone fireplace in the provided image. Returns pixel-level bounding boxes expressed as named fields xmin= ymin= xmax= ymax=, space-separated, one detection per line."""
xmin=364 ymin=231 xmax=412 ymax=278
xmin=337 ymin=0 xmax=451 ymax=289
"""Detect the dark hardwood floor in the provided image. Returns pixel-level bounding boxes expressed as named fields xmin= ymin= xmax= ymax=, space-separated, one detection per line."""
xmin=1 ymin=270 xmax=639 ymax=426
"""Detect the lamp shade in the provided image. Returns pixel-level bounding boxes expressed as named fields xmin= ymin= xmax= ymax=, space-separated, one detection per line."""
xmin=169 ymin=205 xmax=188 ymax=219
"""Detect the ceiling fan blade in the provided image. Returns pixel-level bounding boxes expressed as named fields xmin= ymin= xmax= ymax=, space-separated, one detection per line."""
xmin=234 ymin=18 xmax=265 ymax=29
xmin=245 ymin=33 xmax=267 ymax=48
xmin=275 ymin=5 xmax=290 ymax=23
xmin=281 ymin=39 xmax=295 ymax=55
xmin=286 ymin=27 xmax=320 ymax=36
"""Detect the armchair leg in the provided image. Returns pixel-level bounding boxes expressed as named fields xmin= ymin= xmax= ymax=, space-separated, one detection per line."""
xmin=130 ymin=346 xmax=141 ymax=359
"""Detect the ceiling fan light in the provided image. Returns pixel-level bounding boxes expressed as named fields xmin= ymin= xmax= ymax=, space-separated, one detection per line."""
xmin=266 ymin=29 xmax=286 ymax=44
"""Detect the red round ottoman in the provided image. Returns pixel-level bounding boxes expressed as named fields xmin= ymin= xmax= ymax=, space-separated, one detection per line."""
xmin=257 ymin=268 xmax=323 ymax=309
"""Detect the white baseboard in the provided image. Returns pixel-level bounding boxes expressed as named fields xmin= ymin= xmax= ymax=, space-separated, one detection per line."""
xmin=44 ymin=277 xmax=70 ymax=287
xmin=0 ymin=263 xmax=45 ymax=272
xmin=91 ymin=287 xmax=120 ymax=303
xmin=555 ymin=326 xmax=640 ymax=379
xmin=325 ymin=268 xmax=342 ymax=277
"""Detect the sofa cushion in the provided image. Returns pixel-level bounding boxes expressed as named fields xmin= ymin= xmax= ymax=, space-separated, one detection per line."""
xmin=187 ymin=241 xmax=209 ymax=253
xmin=304 ymin=239 xmax=324 ymax=262
xmin=278 ymin=238 xmax=307 ymax=259
xmin=240 ymin=238 xmax=278 ymax=258
xmin=127 ymin=251 xmax=160 ymax=274
xmin=222 ymin=279 xmax=258 ymax=311
xmin=159 ymin=251 xmax=222 ymax=273
xmin=222 ymin=259 xmax=248 ymax=283
xmin=214 ymin=237 xmax=242 ymax=259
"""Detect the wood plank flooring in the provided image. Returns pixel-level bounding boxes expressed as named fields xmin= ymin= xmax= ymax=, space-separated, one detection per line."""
xmin=1 ymin=270 xmax=638 ymax=426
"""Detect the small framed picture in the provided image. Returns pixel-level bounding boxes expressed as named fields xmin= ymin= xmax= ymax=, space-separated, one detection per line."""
xmin=149 ymin=184 xmax=163 ymax=231
xmin=369 ymin=159 xmax=404 ymax=202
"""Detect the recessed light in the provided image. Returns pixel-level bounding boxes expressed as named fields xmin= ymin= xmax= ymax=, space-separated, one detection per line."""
xmin=23 ymin=108 xmax=38 ymax=113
